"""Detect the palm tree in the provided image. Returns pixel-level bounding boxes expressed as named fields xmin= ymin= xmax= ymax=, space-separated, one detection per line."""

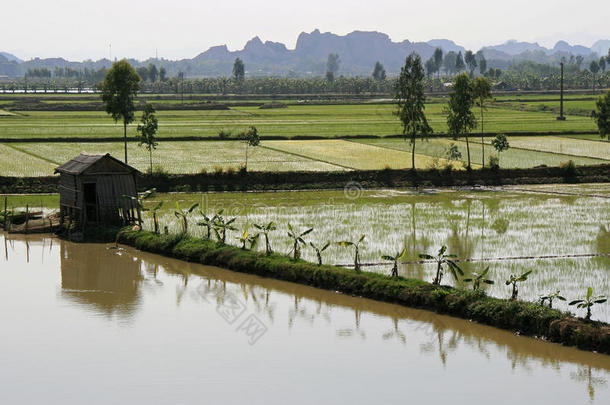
xmin=337 ymin=235 xmax=366 ymax=272
xmin=309 ymin=241 xmax=330 ymax=266
xmin=505 ymin=270 xmax=532 ymax=300
xmin=382 ymin=247 xmax=407 ymax=278
xmin=254 ymin=221 xmax=276 ymax=254
xmin=463 ymin=267 xmax=494 ymax=291
xmin=569 ymin=287 xmax=607 ymax=320
xmin=419 ymin=245 xmax=463 ymax=285
xmin=287 ymin=224 xmax=313 ymax=260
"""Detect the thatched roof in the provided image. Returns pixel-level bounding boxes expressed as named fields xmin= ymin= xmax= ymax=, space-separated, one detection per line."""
xmin=55 ymin=153 xmax=139 ymax=175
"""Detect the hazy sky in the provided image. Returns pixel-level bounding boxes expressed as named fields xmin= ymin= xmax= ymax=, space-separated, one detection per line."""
xmin=2 ymin=0 xmax=608 ymax=61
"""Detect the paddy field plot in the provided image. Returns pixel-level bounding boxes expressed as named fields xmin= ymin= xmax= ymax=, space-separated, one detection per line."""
xmin=0 ymin=103 xmax=598 ymax=141
xmin=358 ymin=137 xmax=607 ymax=168
xmin=480 ymin=136 xmax=610 ymax=161
xmin=263 ymin=139 xmax=465 ymax=170
xmin=5 ymin=141 xmax=344 ymax=175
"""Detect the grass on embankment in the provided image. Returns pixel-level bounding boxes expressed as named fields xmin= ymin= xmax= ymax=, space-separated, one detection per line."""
xmin=116 ymin=228 xmax=610 ymax=354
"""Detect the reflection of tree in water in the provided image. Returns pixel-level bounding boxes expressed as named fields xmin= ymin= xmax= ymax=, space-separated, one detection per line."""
xmin=419 ymin=320 xmax=461 ymax=367
xmin=403 ymin=202 xmax=432 ymax=280
xmin=596 ymin=225 xmax=609 ymax=253
xmin=570 ymin=365 xmax=608 ymax=402
xmin=337 ymin=308 xmax=366 ymax=340
xmin=60 ymin=242 xmax=143 ymax=318
xmin=381 ymin=317 xmax=406 ymax=345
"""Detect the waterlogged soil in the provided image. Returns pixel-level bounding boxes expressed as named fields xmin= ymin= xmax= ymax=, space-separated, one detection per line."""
xmin=1 ymin=234 xmax=609 ymax=404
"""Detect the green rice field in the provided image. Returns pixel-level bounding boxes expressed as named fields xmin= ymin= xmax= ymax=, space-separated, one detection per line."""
xmin=0 ymin=102 xmax=599 ymax=141
xmin=1 ymin=133 xmax=607 ymax=176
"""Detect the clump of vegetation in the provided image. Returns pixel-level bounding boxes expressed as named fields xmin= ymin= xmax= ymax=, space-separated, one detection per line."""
xmin=560 ymin=160 xmax=578 ymax=179
xmin=174 ymin=202 xmax=199 ymax=233
xmin=463 ymin=267 xmax=494 ymax=291
xmin=488 ymin=155 xmax=500 ymax=169
xmin=337 ymin=234 xmax=366 ymax=272
xmin=254 ymin=221 xmax=277 ymax=254
xmin=505 ymin=270 xmax=532 ymax=300
xmin=213 ymin=212 xmax=237 ymax=243
xmin=569 ymin=287 xmax=607 ymax=321
xmin=382 ymin=247 xmax=407 ymax=278
xmin=310 ymin=241 xmax=331 ymax=266
xmin=287 ymin=223 xmax=313 ymax=260
xmin=419 ymin=245 xmax=462 ymax=285
xmin=491 ymin=133 xmax=509 ymax=167
xmin=591 ymin=91 xmax=610 ymax=141
xmin=218 ymin=129 xmax=232 ymax=139
xmin=539 ymin=290 xmax=566 ymax=309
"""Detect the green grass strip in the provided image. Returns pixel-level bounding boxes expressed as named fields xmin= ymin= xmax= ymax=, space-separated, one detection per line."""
xmin=115 ymin=228 xmax=610 ymax=354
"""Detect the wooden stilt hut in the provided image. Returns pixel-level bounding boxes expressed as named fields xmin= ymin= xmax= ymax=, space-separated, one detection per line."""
xmin=55 ymin=153 xmax=141 ymax=228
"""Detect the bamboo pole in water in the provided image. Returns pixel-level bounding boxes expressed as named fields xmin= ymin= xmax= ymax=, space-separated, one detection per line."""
xmin=25 ymin=204 xmax=29 ymax=233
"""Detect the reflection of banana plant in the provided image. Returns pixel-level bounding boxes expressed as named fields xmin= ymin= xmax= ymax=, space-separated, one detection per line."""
xmin=539 ymin=290 xmax=566 ymax=308
xmin=382 ymin=247 xmax=407 ymax=278
xmin=287 ymin=224 xmax=313 ymax=260
xmin=419 ymin=245 xmax=463 ymax=285
xmin=174 ymin=202 xmax=199 ymax=233
xmin=197 ymin=210 xmax=220 ymax=239
xmin=213 ymin=214 xmax=237 ymax=243
xmin=309 ymin=241 xmax=330 ymax=266
xmin=254 ymin=221 xmax=276 ymax=254
xmin=505 ymin=270 xmax=532 ymax=300
xmin=463 ymin=267 xmax=494 ymax=291
xmin=569 ymin=287 xmax=607 ymax=321
xmin=337 ymin=234 xmax=366 ymax=272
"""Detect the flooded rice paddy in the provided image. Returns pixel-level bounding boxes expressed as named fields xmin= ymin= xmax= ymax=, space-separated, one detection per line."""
xmin=141 ymin=184 xmax=610 ymax=321
xmin=1 ymin=234 xmax=609 ymax=404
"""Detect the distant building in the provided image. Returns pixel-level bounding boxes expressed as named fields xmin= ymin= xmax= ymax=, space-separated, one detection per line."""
xmin=55 ymin=153 xmax=140 ymax=227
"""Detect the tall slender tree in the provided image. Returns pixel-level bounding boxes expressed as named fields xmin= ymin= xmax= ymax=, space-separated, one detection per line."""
xmin=472 ymin=77 xmax=492 ymax=167
xmin=100 ymin=60 xmax=141 ymax=164
xmin=464 ymin=50 xmax=477 ymax=77
xmin=433 ymin=48 xmax=443 ymax=80
xmin=590 ymin=60 xmax=600 ymax=92
xmin=591 ymin=91 xmax=610 ymax=142
xmin=372 ymin=61 xmax=386 ymax=81
xmin=455 ymin=51 xmax=466 ymax=73
xmin=232 ymin=58 xmax=245 ymax=83
xmin=137 ymin=103 xmax=159 ymax=173
xmin=394 ymin=52 xmax=433 ymax=170
xmin=447 ymin=73 xmax=476 ymax=169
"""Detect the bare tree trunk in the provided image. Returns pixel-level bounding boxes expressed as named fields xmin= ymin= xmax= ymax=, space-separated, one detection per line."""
xmin=149 ymin=148 xmax=153 ymax=174
xmin=465 ymin=135 xmax=471 ymax=169
xmin=411 ymin=134 xmax=416 ymax=170
xmin=481 ymin=105 xmax=485 ymax=168
xmin=123 ymin=121 xmax=128 ymax=164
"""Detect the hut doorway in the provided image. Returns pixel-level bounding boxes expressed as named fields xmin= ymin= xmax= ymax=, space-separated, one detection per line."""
xmin=83 ymin=183 xmax=98 ymax=223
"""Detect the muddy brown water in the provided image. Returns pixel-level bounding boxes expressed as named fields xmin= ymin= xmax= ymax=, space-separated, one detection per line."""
xmin=1 ymin=233 xmax=609 ymax=404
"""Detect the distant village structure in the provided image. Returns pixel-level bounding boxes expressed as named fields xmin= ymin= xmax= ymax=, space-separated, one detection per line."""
xmin=55 ymin=153 xmax=140 ymax=228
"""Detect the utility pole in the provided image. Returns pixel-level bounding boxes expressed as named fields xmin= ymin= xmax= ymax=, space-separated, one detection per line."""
xmin=557 ymin=62 xmax=566 ymax=121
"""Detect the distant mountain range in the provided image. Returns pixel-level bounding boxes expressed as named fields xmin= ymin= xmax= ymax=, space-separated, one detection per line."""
xmin=1 ymin=30 xmax=609 ymax=78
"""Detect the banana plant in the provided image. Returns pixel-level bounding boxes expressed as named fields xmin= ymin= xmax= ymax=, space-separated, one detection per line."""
xmin=287 ymin=223 xmax=313 ymax=260
xmin=122 ymin=188 xmax=157 ymax=227
xmin=569 ymin=287 xmax=607 ymax=321
xmin=382 ymin=247 xmax=407 ymax=278
xmin=505 ymin=270 xmax=532 ymax=300
xmin=337 ymin=234 xmax=366 ymax=272
xmin=197 ymin=210 xmax=221 ymax=239
xmin=213 ymin=214 xmax=237 ymax=243
xmin=419 ymin=245 xmax=463 ymax=285
xmin=539 ymin=290 xmax=566 ymax=309
xmin=463 ymin=267 xmax=494 ymax=291
xmin=310 ymin=241 xmax=331 ymax=266
xmin=236 ymin=229 xmax=249 ymax=249
xmin=174 ymin=202 xmax=199 ymax=233
xmin=254 ymin=221 xmax=276 ymax=254
xmin=150 ymin=201 xmax=163 ymax=234
xmin=248 ymin=232 xmax=260 ymax=251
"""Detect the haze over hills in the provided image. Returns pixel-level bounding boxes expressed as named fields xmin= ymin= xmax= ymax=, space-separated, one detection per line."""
xmin=1 ymin=30 xmax=609 ymax=78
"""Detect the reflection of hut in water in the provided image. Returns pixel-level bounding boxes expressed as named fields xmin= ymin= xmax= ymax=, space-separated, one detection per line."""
xmin=55 ymin=153 xmax=140 ymax=228
xmin=60 ymin=241 xmax=142 ymax=316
